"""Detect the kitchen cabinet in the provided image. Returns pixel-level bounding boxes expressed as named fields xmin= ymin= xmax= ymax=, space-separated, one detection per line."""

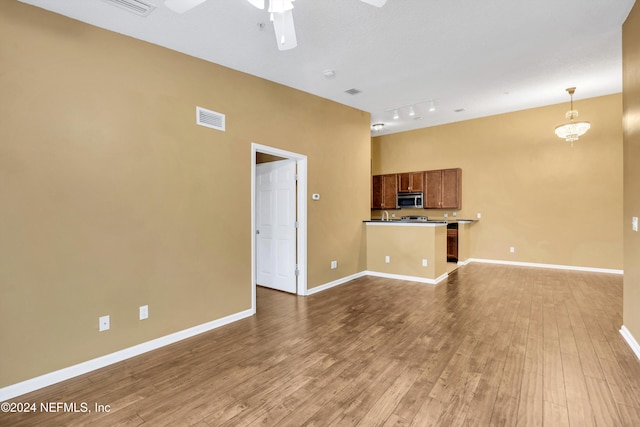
xmin=447 ymin=224 xmax=458 ymax=262
xmin=397 ymin=172 xmax=424 ymax=193
xmin=372 ymin=174 xmax=398 ymax=209
xmin=424 ymin=168 xmax=462 ymax=209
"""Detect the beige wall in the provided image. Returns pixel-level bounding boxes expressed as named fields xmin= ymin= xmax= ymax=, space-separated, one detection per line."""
xmin=372 ymin=94 xmax=623 ymax=270
xmin=0 ymin=2 xmax=370 ymax=387
xmin=623 ymin=2 xmax=640 ymax=343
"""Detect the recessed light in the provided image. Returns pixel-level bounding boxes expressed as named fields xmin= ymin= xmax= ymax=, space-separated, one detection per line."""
xmin=454 ymin=108 xmax=465 ymax=113
xmin=345 ymin=88 xmax=362 ymax=95
xmin=323 ymin=69 xmax=336 ymax=79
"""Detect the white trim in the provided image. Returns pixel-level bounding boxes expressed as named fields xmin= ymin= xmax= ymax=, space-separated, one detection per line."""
xmin=0 ymin=309 xmax=253 ymax=401
xmin=457 ymin=259 xmax=471 ymax=266
xmin=468 ymin=258 xmax=623 ymax=275
xmin=620 ymin=326 xmax=640 ymax=361
xmin=251 ymin=143 xmax=308 ymax=305
xmin=306 ymin=271 xmax=368 ymax=295
xmin=365 ymin=270 xmax=449 ymax=285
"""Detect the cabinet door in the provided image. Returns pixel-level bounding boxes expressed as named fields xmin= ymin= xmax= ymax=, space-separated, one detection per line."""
xmin=447 ymin=229 xmax=458 ymax=261
xmin=382 ymin=174 xmax=398 ymax=208
xmin=372 ymin=175 xmax=383 ymax=209
xmin=409 ymin=172 xmax=424 ymax=193
xmin=397 ymin=173 xmax=411 ymax=193
xmin=372 ymin=174 xmax=398 ymax=209
xmin=424 ymin=170 xmax=443 ymax=208
xmin=441 ymin=168 xmax=461 ymax=209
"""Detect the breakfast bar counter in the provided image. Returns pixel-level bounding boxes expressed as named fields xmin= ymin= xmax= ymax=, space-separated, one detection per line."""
xmin=364 ymin=220 xmax=448 ymax=284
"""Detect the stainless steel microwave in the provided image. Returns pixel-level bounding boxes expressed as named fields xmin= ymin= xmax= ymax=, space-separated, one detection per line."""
xmin=397 ymin=192 xmax=423 ymax=209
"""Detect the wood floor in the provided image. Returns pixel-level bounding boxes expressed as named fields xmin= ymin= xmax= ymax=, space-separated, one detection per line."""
xmin=3 ymin=264 xmax=640 ymax=426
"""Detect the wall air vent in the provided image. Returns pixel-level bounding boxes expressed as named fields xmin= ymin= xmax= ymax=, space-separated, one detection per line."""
xmin=345 ymin=88 xmax=362 ymax=95
xmin=196 ymin=107 xmax=226 ymax=132
xmin=101 ymin=0 xmax=155 ymax=16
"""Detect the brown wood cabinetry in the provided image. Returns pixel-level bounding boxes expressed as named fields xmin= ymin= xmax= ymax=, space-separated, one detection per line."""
xmin=372 ymin=174 xmax=398 ymax=209
xmin=397 ymin=172 xmax=424 ymax=193
xmin=447 ymin=225 xmax=458 ymax=262
xmin=424 ymin=168 xmax=462 ymax=209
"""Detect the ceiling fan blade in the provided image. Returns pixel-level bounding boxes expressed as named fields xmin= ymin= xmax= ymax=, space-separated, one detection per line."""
xmin=247 ymin=0 xmax=265 ymax=9
xmin=272 ymin=10 xmax=297 ymax=51
xmin=359 ymin=0 xmax=387 ymax=7
xmin=164 ymin=0 xmax=207 ymax=13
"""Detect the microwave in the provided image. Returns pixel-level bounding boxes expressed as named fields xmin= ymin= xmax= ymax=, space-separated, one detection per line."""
xmin=397 ymin=192 xmax=423 ymax=209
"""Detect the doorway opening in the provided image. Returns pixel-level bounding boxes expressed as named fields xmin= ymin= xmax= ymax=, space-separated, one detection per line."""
xmin=251 ymin=143 xmax=307 ymax=314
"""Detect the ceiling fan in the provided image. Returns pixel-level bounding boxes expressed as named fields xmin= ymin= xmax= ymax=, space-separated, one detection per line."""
xmin=163 ymin=0 xmax=387 ymax=51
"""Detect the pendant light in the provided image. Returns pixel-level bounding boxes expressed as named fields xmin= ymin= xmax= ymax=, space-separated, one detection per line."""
xmin=554 ymin=87 xmax=591 ymax=146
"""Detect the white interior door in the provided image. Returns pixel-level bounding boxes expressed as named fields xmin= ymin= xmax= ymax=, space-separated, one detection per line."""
xmin=256 ymin=159 xmax=297 ymax=293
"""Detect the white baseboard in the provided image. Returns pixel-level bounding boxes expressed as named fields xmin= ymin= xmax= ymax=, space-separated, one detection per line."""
xmin=364 ymin=270 xmax=448 ymax=285
xmin=0 ymin=308 xmax=254 ymax=402
xmin=468 ymin=258 xmax=623 ymax=275
xmin=620 ymin=325 xmax=640 ymax=361
xmin=306 ymin=271 xmax=368 ymax=295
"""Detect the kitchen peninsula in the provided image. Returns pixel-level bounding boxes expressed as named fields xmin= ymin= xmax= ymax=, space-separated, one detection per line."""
xmin=364 ymin=219 xmax=473 ymax=284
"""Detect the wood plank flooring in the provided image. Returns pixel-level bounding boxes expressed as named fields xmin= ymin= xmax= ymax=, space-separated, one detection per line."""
xmin=2 ymin=264 xmax=640 ymax=426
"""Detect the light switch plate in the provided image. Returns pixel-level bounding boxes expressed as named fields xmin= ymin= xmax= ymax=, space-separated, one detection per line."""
xmin=633 ymin=217 xmax=638 ymax=232
xmin=139 ymin=305 xmax=149 ymax=320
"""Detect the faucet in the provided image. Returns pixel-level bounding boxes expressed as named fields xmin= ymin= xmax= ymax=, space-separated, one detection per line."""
xmin=382 ymin=211 xmax=390 ymax=221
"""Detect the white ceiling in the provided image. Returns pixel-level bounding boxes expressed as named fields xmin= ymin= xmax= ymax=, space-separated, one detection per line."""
xmin=18 ymin=0 xmax=636 ymax=135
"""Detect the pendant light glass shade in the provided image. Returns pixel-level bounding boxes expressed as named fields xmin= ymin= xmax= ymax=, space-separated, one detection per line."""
xmin=555 ymin=87 xmax=590 ymax=144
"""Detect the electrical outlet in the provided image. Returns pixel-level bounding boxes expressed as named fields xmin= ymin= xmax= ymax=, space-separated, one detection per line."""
xmin=330 ymin=260 xmax=338 ymax=269
xmin=99 ymin=315 xmax=110 ymax=332
xmin=139 ymin=305 xmax=149 ymax=320
xmin=452 ymin=212 xmax=457 ymax=217
xmin=477 ymin=212 xmax=482 ymax=219
xmin=422 ymin=259 xmax=428 ymax=267
xmin=444 ymin=213 xmax=448 ymax=218
xmin=391 ymin=213 xmax=396 ymax=218
xmin=510 ymin=247 xmax=515 ymax=253
xmin=385 ymin=255 xmax=390 ymax=264
xmin=633 ymin=217 xmax=638 ymax=232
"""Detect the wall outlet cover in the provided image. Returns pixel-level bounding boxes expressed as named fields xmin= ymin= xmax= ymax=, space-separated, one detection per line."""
xmin=99 ymin=315 xmax=110 ymax=332
xmin=139 ymin=305 xmax=149 ymax=320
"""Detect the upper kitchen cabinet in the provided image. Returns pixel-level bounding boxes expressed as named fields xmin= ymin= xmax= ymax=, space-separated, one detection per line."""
xmin=397 ymin=172 xmax=424 ymax=193
xmin=372 ymin=174 xmax=398 ymax=209
xmin=424 ymin=168 xmax=462 ymax=209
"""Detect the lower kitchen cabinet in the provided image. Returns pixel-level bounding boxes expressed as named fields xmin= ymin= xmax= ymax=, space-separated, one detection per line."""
xmin=447 ymin=223 xmax=458 ymax=262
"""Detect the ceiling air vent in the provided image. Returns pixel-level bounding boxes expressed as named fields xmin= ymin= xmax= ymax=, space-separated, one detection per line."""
xmin=196 ymin=107 xmax=226 ymax=132
xmin=345 ymin=88 xmax=362 ymax=95
xmin=101 ymin=0 xmax=155 ymax=16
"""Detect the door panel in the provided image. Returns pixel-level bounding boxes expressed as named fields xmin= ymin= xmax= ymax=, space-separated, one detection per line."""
xmin=256 ymin=160 xmax=297 ymax=293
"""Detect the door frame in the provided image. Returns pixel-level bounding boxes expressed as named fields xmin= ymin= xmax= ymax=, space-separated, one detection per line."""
xmin=251 ymin=143 xmax=308 ymax=313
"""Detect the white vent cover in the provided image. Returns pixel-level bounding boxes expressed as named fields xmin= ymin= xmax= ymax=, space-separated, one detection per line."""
xmin=196 ymin=107 xmax=226 ymax=131
xmin=101 ymin=0 xmax=155 ymax=16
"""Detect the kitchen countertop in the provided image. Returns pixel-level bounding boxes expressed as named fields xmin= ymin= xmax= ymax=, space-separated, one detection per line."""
xmin=364 ymin=219 xmax=476 ymax=225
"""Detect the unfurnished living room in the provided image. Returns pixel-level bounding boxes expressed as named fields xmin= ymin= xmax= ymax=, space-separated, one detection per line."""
xmin=2 ymin=0 xmax=640 ymax=426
